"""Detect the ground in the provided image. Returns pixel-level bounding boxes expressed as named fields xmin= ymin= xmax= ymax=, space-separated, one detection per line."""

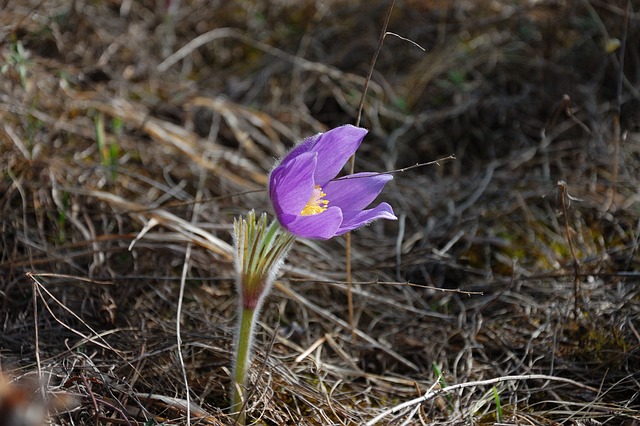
xmin=1 ymin=0 xmax=639 ymax=425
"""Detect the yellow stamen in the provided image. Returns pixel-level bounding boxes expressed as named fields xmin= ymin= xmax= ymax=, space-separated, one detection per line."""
xmin=300 ymin=185 xmax=329 ymax=216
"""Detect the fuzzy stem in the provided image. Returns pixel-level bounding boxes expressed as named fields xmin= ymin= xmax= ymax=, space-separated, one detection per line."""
xmin=230 ymin=213 xmax=296 ymax=423
xmin=232 ymin=307 xmax=258 ymax=424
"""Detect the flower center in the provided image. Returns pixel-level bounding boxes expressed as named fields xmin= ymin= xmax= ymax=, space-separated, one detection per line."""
xmin=300 ymin=185 xmax=329 ymax=216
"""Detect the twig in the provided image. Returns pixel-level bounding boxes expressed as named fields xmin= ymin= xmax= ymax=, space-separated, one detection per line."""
xmin=81 ymin=373 xmax=101 ymax=426
xmin=177 ymin=161 xmax=209 ymax=425
xmin=385 ymin=32 xmax=426 ymax=51
xmin=346 ymin=0 xmax=396 ymax=340
xmin=354 ymin=0 xmax=395 ymax=129
xmin=395 ymin=213 xmax=406 ymax=281
xmin=176 ymin=243 xmax=193 ymax=425
xmin=32 ymin=279 xmax=44 ymax=400
xmin=366 ymin=374 xmax=599 ymax=425
xmin=557 ymin=181 xmax=581 ymax=317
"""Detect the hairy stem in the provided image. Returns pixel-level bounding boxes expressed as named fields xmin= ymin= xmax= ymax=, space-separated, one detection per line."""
xmin=232 ymin=307 xmax=258 ymax=424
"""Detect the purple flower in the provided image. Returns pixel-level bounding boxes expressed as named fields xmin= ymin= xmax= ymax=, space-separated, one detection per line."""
xmin=269 ymin=125 xmax=397 ymax=239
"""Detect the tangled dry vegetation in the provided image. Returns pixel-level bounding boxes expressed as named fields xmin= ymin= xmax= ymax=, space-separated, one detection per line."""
xmin=1 ymin=0 xmax=639 ymax=424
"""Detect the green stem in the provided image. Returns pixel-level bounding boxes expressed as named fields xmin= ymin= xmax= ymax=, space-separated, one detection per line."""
xmin=232 ymin=307 xmax=258 ymax=424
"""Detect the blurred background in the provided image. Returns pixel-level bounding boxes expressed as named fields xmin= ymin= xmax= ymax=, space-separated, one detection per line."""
xmin=1 ymin=1 xmax=639 ymax=424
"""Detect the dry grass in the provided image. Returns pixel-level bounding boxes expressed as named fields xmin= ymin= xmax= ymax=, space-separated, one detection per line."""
xmin=1 ymin=0 xmax=639 ymax=424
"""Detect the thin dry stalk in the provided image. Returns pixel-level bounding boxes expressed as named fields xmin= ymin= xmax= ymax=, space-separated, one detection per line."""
xmin=556 ymin=180 xmax=581 ymax=317
xmin=346 ymin=0 xmax=397 ymax=339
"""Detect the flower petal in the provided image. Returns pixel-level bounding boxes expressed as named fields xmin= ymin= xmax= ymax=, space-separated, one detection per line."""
xmin=269 ymin=152 xmax=317 ymax=217
xmin=284 ymin=133 xmax=320 ymax=161
xmin=335 ymin=202 xmax=397 ymax=235
xmin=323 ymin=172 xmax=393 ymax=212
xmin=282 ymin=206 xmax=343 ymax=239
xmin=309 ymin=125 xmax=368 ymax=184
